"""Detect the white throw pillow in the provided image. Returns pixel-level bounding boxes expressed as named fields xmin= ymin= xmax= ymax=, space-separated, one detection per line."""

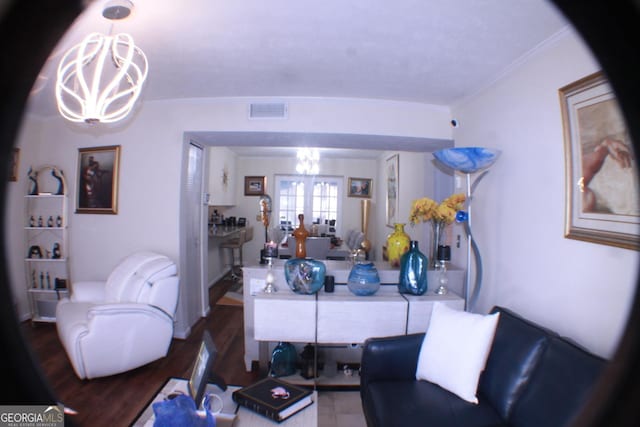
xmin=415 ymin=303 xmax=500 ymax=404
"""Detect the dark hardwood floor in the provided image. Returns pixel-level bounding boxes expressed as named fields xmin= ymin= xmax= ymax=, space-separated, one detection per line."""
xmin=20 ymin=277 xmax=260 ymax=427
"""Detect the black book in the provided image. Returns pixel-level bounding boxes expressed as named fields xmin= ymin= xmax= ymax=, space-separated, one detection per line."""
xmin=232 ymin=377 xmax=314 ymax=423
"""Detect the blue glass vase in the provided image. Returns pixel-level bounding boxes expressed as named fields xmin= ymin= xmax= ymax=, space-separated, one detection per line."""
xmin=398 ymin=241 xmax=428 ymax=295
xmin=270 ymin=341 xmax=297 ymax=377
xmin=347 ymin=262 xmax=381 ymax=296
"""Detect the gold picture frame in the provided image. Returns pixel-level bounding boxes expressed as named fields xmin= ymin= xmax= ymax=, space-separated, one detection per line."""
xmin=560 ymin=72 xmax=639 ymax=250
xmin=348 ymin=177 xmax=373 ymax=198
xmin=76 ymin=145 xmax=121 ymax=214
xmin=386 ymin=154 xmax=399 ymax=227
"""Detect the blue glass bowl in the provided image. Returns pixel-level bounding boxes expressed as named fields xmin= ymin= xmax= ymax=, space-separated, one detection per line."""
xmin=347 ymin=262 xmax=381 ymax=296
xmin=284 ymin=258 xmax=326 ymax=294
xmin=433 ymin=147 xmax=501 ymax=173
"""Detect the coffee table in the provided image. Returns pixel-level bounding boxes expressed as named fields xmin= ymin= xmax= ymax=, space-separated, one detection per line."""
xmin=132 ymin=377 xmax=317 ymax=427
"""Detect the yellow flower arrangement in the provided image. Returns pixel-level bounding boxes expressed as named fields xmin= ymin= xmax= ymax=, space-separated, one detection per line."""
xmin=409 ymin=193 xmax=466 ymax=226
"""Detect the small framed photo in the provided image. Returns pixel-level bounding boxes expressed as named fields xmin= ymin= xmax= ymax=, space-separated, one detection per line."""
xmin=188 ymin=331 xmax=218 ymax=408
xmin=244 ymin=176 xmax=266 ymax=196
xmin=76 ymin=145 xmax=120 ymax=214
xmin=348 ymin=177 xmax=373 ymax=198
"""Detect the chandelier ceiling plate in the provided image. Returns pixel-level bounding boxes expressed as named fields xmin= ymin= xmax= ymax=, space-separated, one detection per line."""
xmin=102 ymin=0 xmax=133 ymax=20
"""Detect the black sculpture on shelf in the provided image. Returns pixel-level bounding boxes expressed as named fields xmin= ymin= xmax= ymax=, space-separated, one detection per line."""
xmin=27 ymin=167 xmax=38 ymax=195
xmin=52 ymin=169 xmax=65 ymax=195
xmin=52 ymin=243 xmax=61 ymax=259
xmin=28 ymin=245 xmax=43 ymax=259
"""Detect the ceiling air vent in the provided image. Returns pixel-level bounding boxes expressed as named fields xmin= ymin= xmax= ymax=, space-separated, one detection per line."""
xmin=249 ymin=102 xmax=288 ymax=119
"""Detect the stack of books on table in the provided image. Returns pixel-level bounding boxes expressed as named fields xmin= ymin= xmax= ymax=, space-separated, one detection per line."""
xmin=232 ymin=377 xmax=314 ymax=423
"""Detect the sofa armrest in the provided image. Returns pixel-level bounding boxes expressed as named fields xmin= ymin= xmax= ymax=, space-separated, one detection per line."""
xmin=361 ymin=333 xmax=425 ymax=390
xmin=70 ymin=281 xmax=106 ymax=303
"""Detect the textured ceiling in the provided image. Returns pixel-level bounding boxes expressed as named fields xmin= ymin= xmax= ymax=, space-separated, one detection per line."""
xmin=26 ymin=0 xmax=568 ymax=118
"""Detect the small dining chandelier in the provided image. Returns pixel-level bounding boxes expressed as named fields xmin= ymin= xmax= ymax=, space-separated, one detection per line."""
xmin=296 ymin=148 xmax=320 ymax=175
xmin=55 ymin=0 xmax=148 ymax=124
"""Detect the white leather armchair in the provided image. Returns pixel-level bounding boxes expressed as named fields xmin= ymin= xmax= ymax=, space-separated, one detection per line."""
xmin=56 ymin=252 xmax=180 ymax=379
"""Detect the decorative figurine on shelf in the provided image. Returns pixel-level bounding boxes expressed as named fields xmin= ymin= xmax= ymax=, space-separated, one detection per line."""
xmin=56 ymin=215 xmax=63 ymax=227
xmin=47 ymin=215 xmax=54 ymax=227
xmin=52 ymin=243 xmax=62 ymax=259
xmin=29 ymin=215 xmax=36 ymax=227
xmin=27 ymin=167 xmax=38 ymax=195
xmin=46 ymin=272 xmax=51 ymax=289
xmin=28 ymin=245 xmax=43 ymax=259
xmin=293 ymin=213 xmax=309 ymax=258
xmin=52 ymin=168 xmax=65 ymax=195
xmin=39 ymin=272 xmax=44 ymax=289
xmin=37 ymin=216 xmax=43 ymax=227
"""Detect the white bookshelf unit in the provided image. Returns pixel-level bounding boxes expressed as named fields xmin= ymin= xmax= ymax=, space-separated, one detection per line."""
xmin=24 ymin=165 xmax=70 ymax=323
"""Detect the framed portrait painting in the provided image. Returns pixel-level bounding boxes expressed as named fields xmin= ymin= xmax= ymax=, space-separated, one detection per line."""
xmin=244 ymin=176 xmax=266 ymax=196
xmin=76 ymin=145 xmax=121 ymax=214
xmin=560 ymin=72 xmax=639 ymax=250
xmin=386 ymin=154 xmax=399 ymax=227
xmin=348 ymin=177 xmax=373 ymax=198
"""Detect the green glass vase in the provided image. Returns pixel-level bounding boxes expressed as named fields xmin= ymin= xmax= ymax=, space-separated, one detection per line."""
xmin=398 ymin=241 xmax=428 ymax=295
xmin=270 ymin=341 xmax=297 ymax=377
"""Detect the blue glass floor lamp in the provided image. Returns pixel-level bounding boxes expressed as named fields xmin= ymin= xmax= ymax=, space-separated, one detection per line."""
xmin=433 ymin=147 xmax=501 ymax=311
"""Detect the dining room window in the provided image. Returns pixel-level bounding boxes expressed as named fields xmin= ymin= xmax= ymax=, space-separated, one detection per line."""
xmin=275 ymin=175 xmax=342 ymax=233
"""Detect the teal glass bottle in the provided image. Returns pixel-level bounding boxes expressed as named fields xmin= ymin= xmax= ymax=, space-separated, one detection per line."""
xmin=270 ymin=341 xmax=297 ymax=377
xmin=398 ymin=241 xmax=428 ymax=295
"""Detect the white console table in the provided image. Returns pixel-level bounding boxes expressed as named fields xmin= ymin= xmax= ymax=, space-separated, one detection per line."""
xmin=242 ymin=260 xmax=465 ymax=372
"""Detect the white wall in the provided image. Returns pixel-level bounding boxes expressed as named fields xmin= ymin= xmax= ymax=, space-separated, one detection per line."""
xmin=451 ymin=29 xmax=639 ymax=358
xmin=9 ymin=97 xmax=451 ymax=335
xmin=373 ymin=151 xmax=438 ymax=262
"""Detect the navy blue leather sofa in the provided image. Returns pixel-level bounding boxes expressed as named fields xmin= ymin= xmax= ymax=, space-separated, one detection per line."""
xmin=360 ymin=306 xmax=606 ymax=427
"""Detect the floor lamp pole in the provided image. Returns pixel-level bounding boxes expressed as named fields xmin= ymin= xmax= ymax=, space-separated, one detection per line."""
xmin=463 ymin=170 xmax=490 ymax=311
xmin=465 ymin=173 xmax=472 ymax=311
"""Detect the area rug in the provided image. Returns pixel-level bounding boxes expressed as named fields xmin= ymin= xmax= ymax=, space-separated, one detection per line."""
xmin=216 ymin=279 xmax=243 ymax=307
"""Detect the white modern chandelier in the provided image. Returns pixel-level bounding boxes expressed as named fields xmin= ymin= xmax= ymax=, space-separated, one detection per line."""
xmin=55 ymin=1 xmax=148 ymax=124
xmin=296 ymin=148 xmax=320 ymax=175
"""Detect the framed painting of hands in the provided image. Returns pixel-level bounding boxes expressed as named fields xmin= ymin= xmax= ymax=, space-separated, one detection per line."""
xmin=560 ymin=71 xmax=639 ymax=250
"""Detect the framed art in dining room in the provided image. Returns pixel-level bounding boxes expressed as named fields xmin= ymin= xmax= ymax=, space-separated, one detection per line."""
xmin=560 ymin=71 xmax=639 ymax=250
xmin=76 ymin=145 xmax=121 ymax=214
xmin=244 ymin=176 xmax=266 ymax=196
xmin=386 ymin=154 xmax=399 ymax=227
xmin=348 ymin=177 xmax=373 ymax=198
